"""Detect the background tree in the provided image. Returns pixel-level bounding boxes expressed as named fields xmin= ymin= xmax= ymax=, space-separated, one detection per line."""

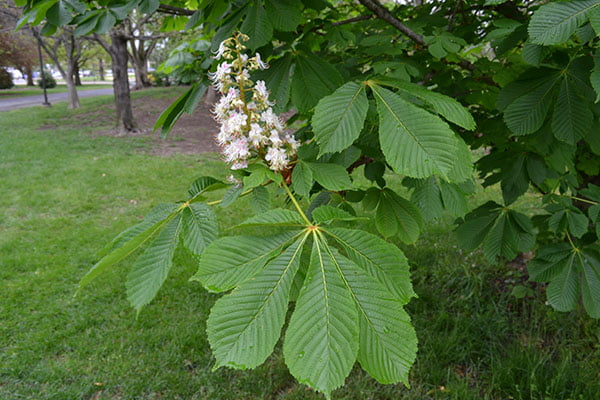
xmin=0 ymin=0 xmax=36 ymax=85
xmin=33 ymin=27 xmax=81 ymax=108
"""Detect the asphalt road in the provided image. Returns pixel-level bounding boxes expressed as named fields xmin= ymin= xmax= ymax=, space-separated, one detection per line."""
xmin=0 ymin=88 xmax=114 ymax=111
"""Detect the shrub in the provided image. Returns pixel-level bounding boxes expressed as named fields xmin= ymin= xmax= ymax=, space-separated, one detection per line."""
xmin=0 ymin=68 xmax=14 ymax=89
xmin=37 ymin=72 xmax=56 ymax=89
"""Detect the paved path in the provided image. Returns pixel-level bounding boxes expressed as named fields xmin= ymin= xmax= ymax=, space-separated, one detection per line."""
xmin=0 ymin=88 xmax=114 ymax=111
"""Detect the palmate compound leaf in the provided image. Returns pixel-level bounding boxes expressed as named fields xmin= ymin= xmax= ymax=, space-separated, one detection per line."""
xmin=455 ymin=202 xmax=535 ymax=262
xmin=528 ymin=0 xmax=600 ymax=45
xmin=190 ymin=231 xmax=300 ymax=292
xmin=312 ymin=81 xmax=369 ymax=156
xmin=371 ymin=84 xmax=460 ymax=180
xmin=126 ymin=214 xmax=183 ymax=313
xmin=529 ymin=245 xmax=600 ymax=317
xmin=372 ymin=188 xmax=424 ymax=244
xmin=207 ymin=233 xmax=309 ymax=369
xmin=283 ymin=235 xmax=359 ymax=398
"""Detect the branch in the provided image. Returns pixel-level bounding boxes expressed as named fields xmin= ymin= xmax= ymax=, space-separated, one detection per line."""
xmin=356 ymin=0 xmax=480 ymax=72
xmin=331 ymin=15 xmax=374 ymax=27
xmin=356 ymin=0 xmax=425 ymax=46
xmin=157 ymin=4 xmax=195 ymax=16
xmin=92 ymin=33 xmax=111 ymax=55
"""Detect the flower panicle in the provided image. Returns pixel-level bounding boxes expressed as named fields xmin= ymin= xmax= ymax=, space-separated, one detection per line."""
xmin=209 ymin=34 xmax=298 ymax=172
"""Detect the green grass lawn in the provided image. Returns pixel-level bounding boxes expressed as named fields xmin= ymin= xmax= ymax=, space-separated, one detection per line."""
xmin=0 ymin=84 xmax=114 ymax=99
xmin=1 ymin=88 xmax=599 ymax=399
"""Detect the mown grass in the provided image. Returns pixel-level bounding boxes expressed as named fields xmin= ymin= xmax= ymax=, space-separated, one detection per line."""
xmin=0 ymin=84 xmax=114 ymax=99
xmin=1 ymin=88 xmax=599 ymax=400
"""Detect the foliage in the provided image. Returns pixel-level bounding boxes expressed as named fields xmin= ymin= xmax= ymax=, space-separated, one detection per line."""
xmin=37 ymin=71 xmax=56 ymax=88
xmin=0 ymin=67 xmax=14 ymax=89
xmin=3 ymin=92 xmax=600 ymax=399
xmin=15 ymin=0 xmax=600 ymax=398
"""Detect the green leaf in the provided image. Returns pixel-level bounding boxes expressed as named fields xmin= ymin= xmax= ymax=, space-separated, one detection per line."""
xmin=283 ymin=237 xmax=359 ymax=398
xmin=307 ymin=162 xmax=353 ymax=191
xmin=456 ymin=202 xmax=535 ymax=262
xmin=291 ymin=54 xmax=343 ymax=113
xmin=291 ymin=161 xmax=313 ymax=197
xmin=547 ymin=251 xmax=579 ymax=312
xmin=529 ymin=243 xmax=574 ymax=282
xmin=79 ymin=207 xmax=180 ymax=291
xmin=47 ymin=0 xmax=72 ymax=26
xmin=188 ymin=176 xmax=226 ymax=198
xmin=374 ymin=78 xmax=475 ymax=130
xmin=591 ymin=49 xmax=600 ymax=103
xmin=240 ymin=0 xmax=273 ymax=50
xmin=374 ymin=189 xmax=423 ymax=244
xmin=154 ymin=84 xmax=207 ymax=138
xmin=552 ymin=77 xmax=592 ymax=144
xmin=371 ymin=84 xmax=459 ymax=179
xmin=98 ymin=203 xmax=178 ymax=257
xmin=580 ymin=249 xmax=600 ymax=318
xmin=207 ymin=234 xmax=308 ymax=369
xmin=138 ymin=0 xmax=160 ymax=15
xmin=528 ymin=0 xmax=600 ymax=45
xmin=312 ymin=82 xmax=368 ymax=156
xmin=312 ymin=205 xmax=361 ymax=224
xmin=333 ymin=247 xmax=417 ymax=385
xmin=326 ymin=228 xmax=415 ymax=304
xmin=220 ymin=184 xmax=244 ymax=208
xmin=522 ymin=43 xmax=544 ymax=66
xmin=235 ymin=209 xmax=305 ymax=228
xmin=503 ymin=77 xmax=558 ymax=136
xmin=191 ymin=232 xmax=299 ymax=292
xmin=73 ymin=12 xmax=100 ymax=36
xmin=251 ymin=186 xmax=270 ymax=215
xmin=95 ymin=11 xmax=116 ymax=35
xmin=439 ymin=180 xmax=470 ymax=217
xmin=264 ymin=0 xmax=302 ymax=31
xmin=408 ymin=177 xmax=444 ymax=221
xmin=253 ymin=55 xmax=294 ymax=113
xmin=126 ymin=215 xmax=183 ymax=312
xmin=181 ymin=203 xmax=218 ymax=257
xmin=501 ymin=154 xmax=529 ymax=205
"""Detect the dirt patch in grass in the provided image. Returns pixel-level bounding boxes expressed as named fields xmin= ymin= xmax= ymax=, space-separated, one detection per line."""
xmin=41 ymin=88 xmax=220 ymax=156
xmin=104 ymin=92 xmax=221 ymax=156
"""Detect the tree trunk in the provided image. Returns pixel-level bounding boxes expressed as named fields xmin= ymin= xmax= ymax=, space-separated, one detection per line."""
xmin=129 ymin=39 xmax=152 ymax=90
xmin=204 ymin=86 xmax=217 ymax=105
xmin=65 ymin=71 xmax=81 ymax=109
xmin=110 ymin=26 xmax=135 ymax=132
xmin=73 ymin=61 xmax=82 ymax=86
xmin=98 ymin=58 xmax=105 ymax=81
xmin=25 ymin=65 xmax=34 ymax=86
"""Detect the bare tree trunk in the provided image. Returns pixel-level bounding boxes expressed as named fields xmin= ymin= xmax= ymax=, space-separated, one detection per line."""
xmin=65 ymin=73 xmax=81 ymax=109
xmin=25 ymin=65 xmax=34 ymax=86
xmin=129 ymin=39 xmax=153 ymax=90
xmin=110 ymin=25 xmax=135 ymax=131
xmin=98 ymin=58 xmax=105 ymax=81
xmin=204 ymin=86 xmax=217 ymax=105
